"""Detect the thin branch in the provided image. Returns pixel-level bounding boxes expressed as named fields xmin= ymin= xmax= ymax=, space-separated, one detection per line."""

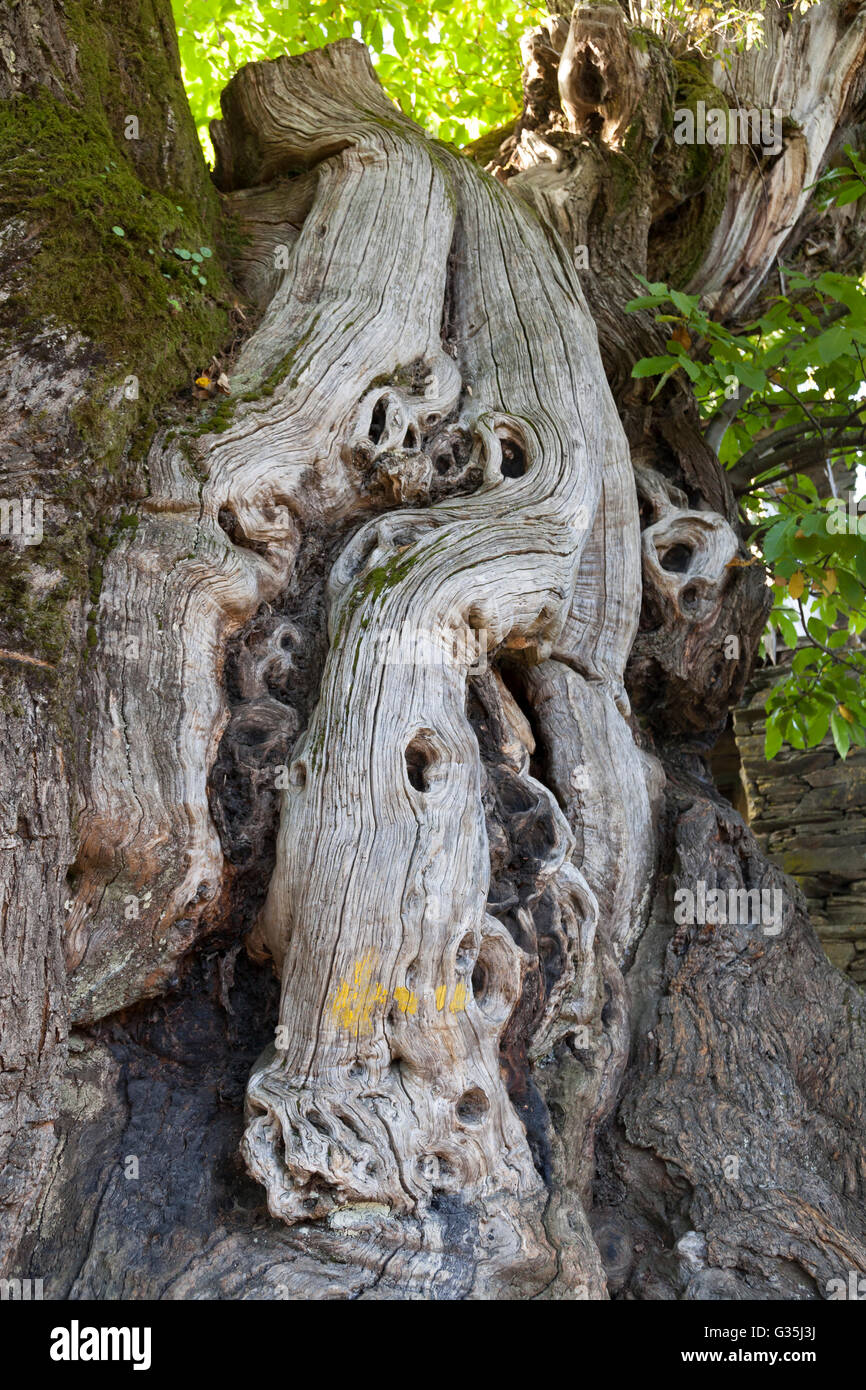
xmin=796 ymin=598 xmax=864 ymax=676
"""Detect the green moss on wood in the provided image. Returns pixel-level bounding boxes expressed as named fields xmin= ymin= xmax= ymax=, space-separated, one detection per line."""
xmin=645 ymin=56 xmax=731 ymax=287
xmin=0 ymin=0 xmax=242 ymax=677
xmin=0 ymin=92 xmax=233 ymax=466
xmin=464 ymin=120 xmax=516 ymax=168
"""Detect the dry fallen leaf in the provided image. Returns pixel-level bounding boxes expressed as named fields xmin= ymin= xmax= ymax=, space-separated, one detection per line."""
xmin=788 ymin=571 xmax=805 ymax=600
xmin=671 ymin=323 xmax=692 ymax=351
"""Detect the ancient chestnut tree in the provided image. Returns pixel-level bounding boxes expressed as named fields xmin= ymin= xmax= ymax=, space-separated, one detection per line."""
xmin=1 ymin=0 xmax=866 ymax=1299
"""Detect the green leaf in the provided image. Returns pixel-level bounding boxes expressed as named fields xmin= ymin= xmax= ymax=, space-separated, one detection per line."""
xmin=833 ymin=181 xmax=865 ymax=207
xmin=775 ymin=611 xmax=799 ymax=649
xmin=625 ymin=295 xmax=667 ymax=311
xmin=733 ymin=361 xmax=767 ymax=390
xmin=806 ymin=616 xmax=828 ymax=646
xmin=831 ymin=710 xmax=851 ymax=759
xmin=669 ymin=289 xmax=698 ymax=315
xmin=836 ymin=568 xmax=865 ymax=606
xmin=631 ymin=355 xmax=677 ymax=378
xmin=843 ymin=144 xmax=866 ymax=177
xmin=678 ymin=355 xmax=701 ymax=381
xmin=763 ymin=520 xmax=790 ymax=562
xmin=815 ymin=272 xmax=866 ymax=311
xmin=765 ymin=719 xmax=783 ymax=759
xmin=815 ymin=324 xmax=852 ymax=364
xmin=792 ymin=646 xmax=820 ymax=673
xmin=112 ymin=226 xmax=125 ymax=236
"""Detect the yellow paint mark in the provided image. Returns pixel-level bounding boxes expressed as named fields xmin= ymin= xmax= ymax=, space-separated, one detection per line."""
xmin=449 ymin=981 xmax=467 ymax=1014
xmin=393 ymin=986 xmax=418 ymax=1016
xmin=331 ymin=979 xmax=351 ymax=1018
xmin=332 ymin=964 xmax=466 ymax=1028
xmin=329 ymin=953 xmax=388 ymax=1035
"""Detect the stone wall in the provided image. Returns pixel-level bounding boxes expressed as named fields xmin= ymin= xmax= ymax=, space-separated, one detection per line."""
xmin=732 ymin=666 xmax=866 ymax=984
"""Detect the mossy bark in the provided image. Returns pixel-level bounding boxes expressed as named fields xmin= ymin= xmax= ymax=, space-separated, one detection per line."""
xmin=0 ymin=0 xmax=236 ymax=1268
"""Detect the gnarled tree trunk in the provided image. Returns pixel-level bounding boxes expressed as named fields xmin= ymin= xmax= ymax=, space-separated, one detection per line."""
xmin=2 ymin=0 xmax=865 ymax=1300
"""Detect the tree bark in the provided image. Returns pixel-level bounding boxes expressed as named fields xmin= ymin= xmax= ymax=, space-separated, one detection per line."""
xmin=2 ymin=0 xmax=865 ymax=1300
xmin=0 ymin=0 xmax=227 ymax=1269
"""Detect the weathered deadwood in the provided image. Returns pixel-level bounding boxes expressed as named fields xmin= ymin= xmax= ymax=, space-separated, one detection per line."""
xmin=40 ymin=34 xmax=648 ymax=1290
xmin=692 ymin=1 xmax=866 ymax=316
xmin=204 ymin=46 xmax=646 ymax=1265
xmin=558 ymin=3 xmax=649 ymax=144
xmin=482 ymin=2 xmax=778 ymax=734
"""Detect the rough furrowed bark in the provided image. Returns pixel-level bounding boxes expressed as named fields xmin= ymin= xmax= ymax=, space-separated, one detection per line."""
xmin=0 ymin=0 xmax=229 ymax=1269
xmin=599 ymin=762 xmax=866 ymax=1300
xmin=0 ymin=681 xmax=71 ymax=1272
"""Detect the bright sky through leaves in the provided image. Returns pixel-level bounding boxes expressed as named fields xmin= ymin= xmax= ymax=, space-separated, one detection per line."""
xmin=173 ymin=0 xmax=544 ymax=161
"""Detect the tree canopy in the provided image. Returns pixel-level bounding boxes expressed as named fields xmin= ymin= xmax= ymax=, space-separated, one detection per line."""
xmin=172 ymin=0 xmax=542 ymax=151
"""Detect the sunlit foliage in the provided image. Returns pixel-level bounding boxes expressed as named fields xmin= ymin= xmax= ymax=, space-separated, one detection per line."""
xmin=173 ymin=0 xmax=543 ymax=158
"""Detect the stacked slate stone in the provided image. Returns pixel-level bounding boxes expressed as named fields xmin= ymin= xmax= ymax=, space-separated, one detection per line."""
xmin=734 ymin=665 xmax=866 ymax=984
